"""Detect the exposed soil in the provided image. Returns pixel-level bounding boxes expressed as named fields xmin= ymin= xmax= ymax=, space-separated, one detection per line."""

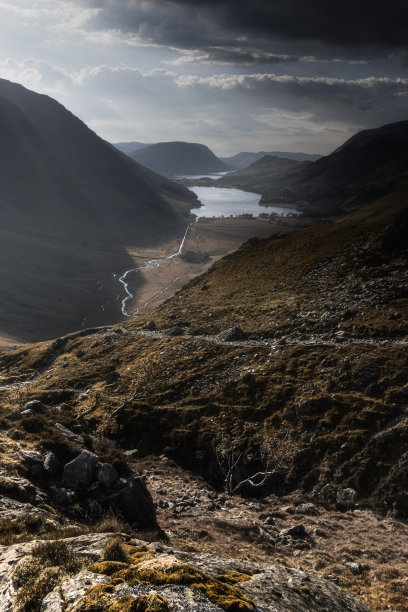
xmin=136 ymin=455 xmax=408 ymax=612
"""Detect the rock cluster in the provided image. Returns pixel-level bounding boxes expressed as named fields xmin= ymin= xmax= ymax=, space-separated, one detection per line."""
xmin=0 ymin=431 xmax=156 ymax=530
xmin=51 ymin=449 xmax=156 ymax=528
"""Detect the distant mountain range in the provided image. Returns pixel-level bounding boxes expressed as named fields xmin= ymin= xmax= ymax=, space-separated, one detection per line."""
xmin=0 ymin=79 xmax=195 ymax=342
xmin=113 ymin=141 xmax=320 ymax=174
xmin=219 ymin=150 xmax=321 ymax=169
xmin=128 ymin=141 xmax=229 ymax=176
xmin=190 ymin=121 xmax=408 ymax=217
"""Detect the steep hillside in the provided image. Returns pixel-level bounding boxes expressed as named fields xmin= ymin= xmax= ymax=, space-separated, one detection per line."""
xmin=0 ymin=185 xmax=407 ymax=610
xmin=258 ymin=121 xmax=408 ymax=216
xmin=0 ymin=79 xmax=194 ymax=243
xmin=0 ymin=80 xmax=196 ymax=343
xmin=220 ymin=150 xmax=321 ymax=169
xmin=130 ymin=141 xmax=229 ymax=176
xmin=209 ymin=122 xmax=408 ymax=218
xmin=0 ymin=185 xmax=406 ymax=510
xmin=216 ymin=155 xmax=309 ymax=191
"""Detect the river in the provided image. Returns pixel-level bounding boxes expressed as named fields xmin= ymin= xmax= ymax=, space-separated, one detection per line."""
xmin=118 ymin=183 xmax=299 ymax=316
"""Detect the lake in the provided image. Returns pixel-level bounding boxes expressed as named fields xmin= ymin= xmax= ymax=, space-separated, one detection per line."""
xmin=188 ymin=186 xmax=300 ymax=218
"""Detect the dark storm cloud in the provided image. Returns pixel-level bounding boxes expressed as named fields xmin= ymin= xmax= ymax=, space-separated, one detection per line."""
xmin=77 ymin=0 xmax=408 ymax=62
xmin=177 ymin=73 xmax=408 ymax=125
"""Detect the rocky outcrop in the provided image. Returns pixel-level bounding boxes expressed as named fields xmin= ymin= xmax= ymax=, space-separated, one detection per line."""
xmin=0 ymin=534 xmax=370 ymax=612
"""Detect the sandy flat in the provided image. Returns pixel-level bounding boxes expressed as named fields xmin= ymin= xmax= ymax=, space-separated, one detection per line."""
xmin=116 ymin=216 xmax=302 ymax=318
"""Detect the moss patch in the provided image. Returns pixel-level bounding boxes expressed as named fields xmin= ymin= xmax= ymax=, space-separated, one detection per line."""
xmin=89 ymin=548 xmax=255 ymax=611
xmin=216 ymin=572 xmax=252 ymax=584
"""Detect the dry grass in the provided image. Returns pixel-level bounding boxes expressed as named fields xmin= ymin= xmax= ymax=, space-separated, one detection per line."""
xmin=101 ymin=537 xmax=130 ymax=563
xmin=14 ymin=540 xmax=88 ymax=612
xmin=0 ymin=511 xmax=132 ymax=547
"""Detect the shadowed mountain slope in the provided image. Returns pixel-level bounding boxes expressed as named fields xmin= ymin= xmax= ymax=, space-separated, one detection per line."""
xmin=130 ymin=141 xmax=229 ymax=176
xmin=0 ymin=80 xmax=196 ymax=342
xmin=215 ymin=155 xmax=309 ymax=191
xmin=256 ymin=121 xmax=408 ymax=215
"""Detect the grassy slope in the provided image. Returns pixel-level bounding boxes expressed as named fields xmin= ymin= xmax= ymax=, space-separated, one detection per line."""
xmin=0 ymin=185 xmax=407 ymax=516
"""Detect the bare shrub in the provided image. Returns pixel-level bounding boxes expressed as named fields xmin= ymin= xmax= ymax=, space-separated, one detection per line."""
xmin=214 ymin=423 xmax=301 ymax=495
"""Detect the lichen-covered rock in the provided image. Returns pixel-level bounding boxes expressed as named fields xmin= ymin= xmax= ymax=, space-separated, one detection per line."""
xmin=19 ymin=449 xmax=43 ymax=464
xmin=336 ymin=488 xmax=358 ymax=503
xmin=218 ymin=327 xmax=246 ymax=342
xmin=0 ymin=534 xmax=370 ymax=612
xmin=23 ymin=400 xmax=47 ymax=413
xmin=55 ymin=423 xmax=85 ymax=446
xmin=109 ymin=476 xmax=157 ymax=528
xmin=44 ymin=452 xmax=62 ymax=477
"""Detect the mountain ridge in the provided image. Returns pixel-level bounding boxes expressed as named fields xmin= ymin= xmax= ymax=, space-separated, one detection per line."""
xmin=220 ymin=150 xmax=321 ymax=169
xmin=129 ymin=140 xmax=229 ymax=176
xmin=201 ymin=121 xmax=408 ymax=217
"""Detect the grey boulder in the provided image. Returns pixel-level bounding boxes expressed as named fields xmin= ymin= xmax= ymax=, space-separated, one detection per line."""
xmin=61 ymin=450 xmax=99 ymax=491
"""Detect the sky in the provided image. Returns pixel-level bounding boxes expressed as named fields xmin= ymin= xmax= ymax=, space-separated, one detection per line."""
xmin=0 ymin=0 xmax=407 ymax=156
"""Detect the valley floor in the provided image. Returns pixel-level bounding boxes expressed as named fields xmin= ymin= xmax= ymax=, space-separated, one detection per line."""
xmin=0 ymin=216 xmax=309 ymax=349
xmin=115 ymin=216 xmax=308 ymax=319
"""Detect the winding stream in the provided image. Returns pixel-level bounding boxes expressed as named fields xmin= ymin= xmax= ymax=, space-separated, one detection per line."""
xmin=117 ymin=185 xmax=300 ymax=317
xmin=118 ymin=222 xmax=192 ymax=316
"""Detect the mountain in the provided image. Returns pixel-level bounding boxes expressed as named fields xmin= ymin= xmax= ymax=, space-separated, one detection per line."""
xmin=220 ymin=150 xmax=321 ymax=169
xmin=334 ymin=120 xmax=408 ymax=152
xmin=0 ymin=79 xmax=196 ymax=343
xmin=208 ymin=122 xmax=408 ymax=218
xmin=0 ymin=185 xmax=406 ymax=516
xmin=113 ymin=141 xmax=151 ymax=154
xmin=256 ymin=121 xmax=408 ymax=215
xmin=215 ymin=154 xmax=310 ymax=191
xmin=180 ymin=154 xmax=310 ymax=194
xmin=129 ymin=141 xmax=229 ymax=176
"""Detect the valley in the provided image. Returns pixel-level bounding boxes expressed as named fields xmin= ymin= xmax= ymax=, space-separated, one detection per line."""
xmin=0 ymin=177 xmax=406 ymax=609
xmin=0 ymin=78 xmax=406 ymax=611
xmin=114 ymin=212 xmax=306 ymax=322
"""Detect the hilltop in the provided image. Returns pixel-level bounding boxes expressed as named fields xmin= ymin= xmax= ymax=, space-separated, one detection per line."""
xmin=0 ymin=80 xmax=196 ymax=343
xmin=129 ymin=141 xmax=229 ymax=176
xmin=113 ymin=141 xmax=151 ymax=154
xmin=220 ymin=150 xmax=321 ymax=169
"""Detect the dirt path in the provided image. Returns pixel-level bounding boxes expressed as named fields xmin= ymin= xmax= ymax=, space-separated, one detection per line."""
xmin=0 ymin=322 xmax=406 ymax=393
